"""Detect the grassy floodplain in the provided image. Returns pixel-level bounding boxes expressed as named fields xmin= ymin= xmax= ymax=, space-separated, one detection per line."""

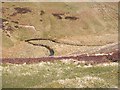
xmin=2 ymin=60 xmax=118 ymax=88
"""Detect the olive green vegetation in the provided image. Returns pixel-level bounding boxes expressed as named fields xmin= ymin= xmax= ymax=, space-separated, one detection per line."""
xmin=2 ymin=61 xmax=118 ymax=88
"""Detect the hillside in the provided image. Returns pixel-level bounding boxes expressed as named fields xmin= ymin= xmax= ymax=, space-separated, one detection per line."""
xmin=1 ymin=2 xmax=119 ymax=88
xmin=1 ymin=2 xmax=118 ymax=58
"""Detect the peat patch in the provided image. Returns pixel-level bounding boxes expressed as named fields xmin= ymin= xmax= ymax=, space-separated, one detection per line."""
xmin=40 ymin=10 xmax=45 ymax=15
xmin=11 ymin=20 xmax=19 ymax=24
xmin=65 ymin=16 xmax=79 ymax=20
xmin=11 ymin=7 xmax=31 ymax=16
xmin=52 ymin=13 xmax=63 ymax=19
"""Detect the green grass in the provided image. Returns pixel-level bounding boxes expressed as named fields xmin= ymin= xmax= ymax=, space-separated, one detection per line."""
xmin=2 ymin=60 xmax=118 ymax=88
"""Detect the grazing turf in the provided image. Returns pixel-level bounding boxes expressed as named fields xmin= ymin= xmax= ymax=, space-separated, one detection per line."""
xmin=2 ymin=60 xmax=118 ymax=88
xmin=2 ymin=2 xmax=118 ymax=58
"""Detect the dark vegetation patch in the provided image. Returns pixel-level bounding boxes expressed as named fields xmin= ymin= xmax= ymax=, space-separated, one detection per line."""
xmin=6 ymin=34 xmax=11 ymax=37
xmin=40 ymin=19 xmax=43 ymax=22
xmin=14 ymin=7 xmax=31 ymax=14
xmin=52 ymin=13 xmax=63 ymax=19
xmin=65 ymin=16 xmax=79 ymax=20
xmin=52 ymin=13 xmax=79 ymax=20
xmin=1 ymin=18 xmax=8 ymax=22
xmin=0 ymin=18 xmax=14 ymax=32
xmin=40 ymin=10 xmax=45 ymax=15
xmin=11 ymin=21 xmax=19 ymax=24
xmin=11 ymin=7 xmax=31 ymax=16
xmin=14 ymin=25 xmax=19 ymax=28
xmin=0 ymin=18 xmax=8 ymax=29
